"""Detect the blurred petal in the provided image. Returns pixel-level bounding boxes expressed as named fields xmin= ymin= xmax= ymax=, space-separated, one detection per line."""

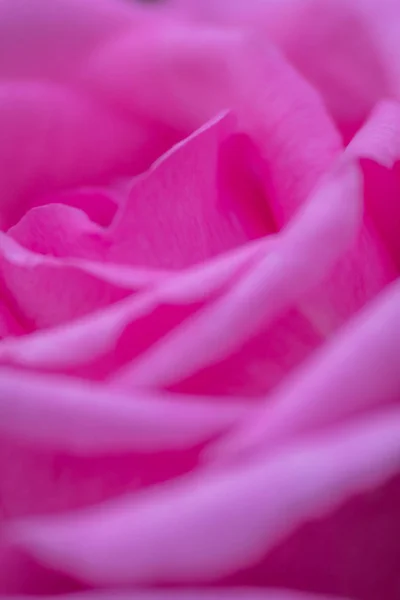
xmin=0 ymin=368 xmax=249 ymax=453
xmin=347 ymin=100 xmax=400 ymax=268
xmin=84 ymin=21 xmax=341 ymax=221
xmin=0 ymin=82 xmax=151 ymax=228
xmin=2 ymin=590 xmax=352 ymax=600
xmin=0 ymin=0 xmax=143 ymax=81
xmin=7 ymin=409 xmax=400 ymax=585
xmin=166 ymin=307 xmax=322 ymax=398
xmin=169 ymin=0 xmax=391 ymax=139
xmin=210 ymin=277 xmax=400 ymax=462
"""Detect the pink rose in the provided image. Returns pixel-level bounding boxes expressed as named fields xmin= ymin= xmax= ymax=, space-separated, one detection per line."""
xmin=0 ymin=0 xmax=400 ymax=598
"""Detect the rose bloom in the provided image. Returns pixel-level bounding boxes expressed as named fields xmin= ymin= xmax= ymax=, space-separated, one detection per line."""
xmin=1 ymin=0 xmax=400 ymax=598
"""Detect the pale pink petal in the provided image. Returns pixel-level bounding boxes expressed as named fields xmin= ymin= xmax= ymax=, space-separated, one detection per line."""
xmin=0 ymin=233 xmax=152 ymax=330
xmin=5 ymin=220 xmax=168 ymax=291
xmin=0 ymin=239 xmax=268 ymax=376
xmin=210 ymin=277 xmax=400 ymax=462
xmin=0 ymin=367 xmax=249 ymax=454
xmin=7 ymin=409 xmax=400 ymax=586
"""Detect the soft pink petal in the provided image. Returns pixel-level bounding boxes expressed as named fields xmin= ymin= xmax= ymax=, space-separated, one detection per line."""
xmin=112 ymin=157 xmax=362 ymax=388
xmin=9 ymin=114 xmax=273 ymax=270
xmin=13 ymin=186 xmax=119 ymax=231
xmin=169 ymin=0 xmax=391 ymax=139
xmin=8 ymin=205 xmax=109 ymax=260
xmin=0 ymin=0 xmax=146 ymax=81
xmin=84 ymin=21 xmax=341 ymax=222
xmin=261 ymin=0 xmax=391 ymax=140
xmin=210 ymin=277 xmax=400 ymax=462
xmin=345 ymin=100 xmax=400 ymax=268
xmin=0 ymin=367 xmax=249 ymax=454
xmin=0 ymin=233 xmax=152 ymax=330
xmin=107 ymin=113 xmax=273 ymax=268
xmin=167 ymin=308 xmax=322 ymax=398
xmin=0 ymin=82 xmax=152 ymax=229
xmin=0 ymin=238 xmax=268 ymax=376
xmin=7 ymin=409 xmax=400 ymax=586
xmin=4 ymin=223 xmax=168 ymax=292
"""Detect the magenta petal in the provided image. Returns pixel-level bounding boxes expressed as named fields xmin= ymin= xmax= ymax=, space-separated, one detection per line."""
xmin=84 ymin=21 xmax=341 ymax=221
xmin=346 ymin=100 xmax=400 ymax=267
xmin=8 ymin=205 xmax=109 ymax=260
xmin=113 ymin=157 xmax=362 ymax=388
xmin=0 ymin=295 xmax=25 ymax=339
xmin=171 ymin=0 xmax=391 ymax=139
xmin=9 ymin=114 xmax=272 ymax=270
xmin=0 ymin=590 xmax=351 ymax=600
xmin=0 ymin=0 xmax=144 ymax=81
xmin=7 ymin=409 xmax=400 ymax=586
xmin=166 ymin=307 xmax=322 ymax=398
xmin=211 ymin=277 xmax=400 ymax=462
xmin=107 ymin=113 xmax=271 ymax=268
xmin=17 ymin=186 xmax=119 ymax=229
xmin=260 ymin=0 xmax=391 ymax=139
xmin=0 ymin=82 xmax=151 ymax=228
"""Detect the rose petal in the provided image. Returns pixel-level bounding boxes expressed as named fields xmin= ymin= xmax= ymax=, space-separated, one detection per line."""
xmin=0 ymin=233 xmax=164 ymax=330
xmin=2 ymin=589 xmax=351 ymax=600
xmin=0 ymin=238 xmax=269 ymax=376
xmin=112 ymin=157 xmax=362 ymax=388
xmin=210 ymin=277 xmax=400 ymax=462
xmin=0 ymin=82 xmax=152 ymax=228
xmin=170 ymin=0 xmax=391 ymax=140
xmin=0 ymin=0 xmax=144 ymax=81
xmin=0 ymin=367 xmax=249 ymax=454
xmin=0 ymin=293 xmax=25 ymax=339
xmin=345 ymin=100 xmax=400 ymax=268
xmin=11 ymin=187 xmax=119 ymax=233
xmin=8 ymin=205 xmax=109 ymax=260
xmin=9 ymin=114 xmax=273 ymax=270
xmin=84 ymin=20 xmax=341 ymax=222
xmin=166 ymin=308 xmax=322 ymax=398
xmin=7 ymin=409 xmax=400 ymax=586
xmin=107 ymin=113 xmax=273 ymax=268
